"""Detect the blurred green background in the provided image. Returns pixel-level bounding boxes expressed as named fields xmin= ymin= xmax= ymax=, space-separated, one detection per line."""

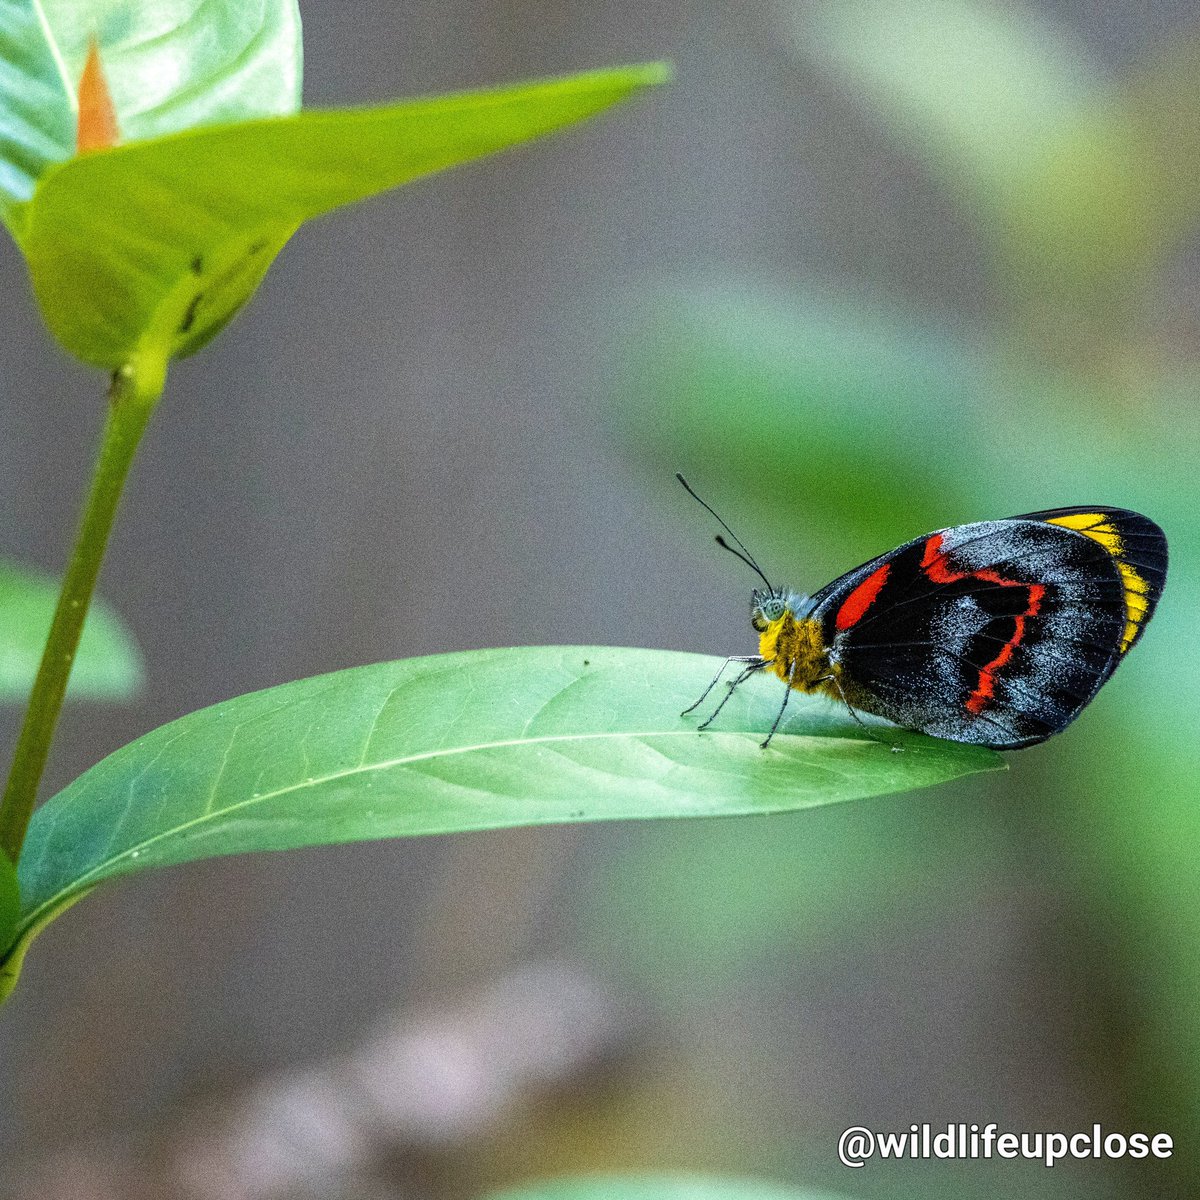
xmin=0 ymin=1 xmax=1197 ymax=1198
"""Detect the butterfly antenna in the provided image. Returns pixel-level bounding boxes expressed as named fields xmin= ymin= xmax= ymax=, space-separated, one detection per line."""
xmin=676 ymin=473 xmax=774 ymax=590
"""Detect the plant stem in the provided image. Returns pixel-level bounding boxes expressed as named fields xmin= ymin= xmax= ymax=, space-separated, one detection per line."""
xmin=0 ymin=358 xmax=163 ymax=864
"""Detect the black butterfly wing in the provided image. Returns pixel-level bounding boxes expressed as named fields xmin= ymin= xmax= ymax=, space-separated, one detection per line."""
xmin=806 ymin=511 xmax=1164 ymax=749
xmin=1010 ymin=507 xmax=1167 ymax=657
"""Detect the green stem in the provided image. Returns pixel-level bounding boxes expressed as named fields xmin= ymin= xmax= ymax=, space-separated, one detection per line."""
xmin=0 ymin=357 xmax=163 ymax=864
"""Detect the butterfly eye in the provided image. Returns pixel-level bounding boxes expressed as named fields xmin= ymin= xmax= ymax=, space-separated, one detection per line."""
xmin=752 ymin=597 xmax=786 ymax=630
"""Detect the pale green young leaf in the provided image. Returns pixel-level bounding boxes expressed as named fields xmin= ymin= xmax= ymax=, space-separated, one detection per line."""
xmin=14 ymin=63 xmax=668 ymax=369
xmin=0 ymin=0 xmax=301 ymax=217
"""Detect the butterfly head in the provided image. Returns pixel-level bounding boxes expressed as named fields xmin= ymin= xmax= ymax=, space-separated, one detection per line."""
xmin=751 ymin=587 xmax=813 ymax=632
xmin=674 ymin=473 xmax=815 ymax=636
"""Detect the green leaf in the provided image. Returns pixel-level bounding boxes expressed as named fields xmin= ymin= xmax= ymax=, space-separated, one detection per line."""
xmin=5 ymin=645 xmax=1000 ymax=996
xmin=0 ymin=0 xmax=302 ymax=216
xmin=0 ymin=560 xmax=142 ymax=702
xmin=14 ymin=63 xmax=669 ymax=369
xmin=482 ymin=1178 xmax=855 ymax=1200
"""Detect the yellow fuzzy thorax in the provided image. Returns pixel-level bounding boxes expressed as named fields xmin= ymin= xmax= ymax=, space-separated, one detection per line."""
xmin=758 ymin=612 xmax=838 ymax=695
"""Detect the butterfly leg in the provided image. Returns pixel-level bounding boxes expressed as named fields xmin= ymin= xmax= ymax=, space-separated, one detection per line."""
xmin=694 ymin=659 xmax=769 ymax=730
xmin=819 ymin=673 xmax=903 ymax=752
xmin=760 ymin=683 xmax=793 ymax=749
xmin=682 ymin=655 xmax=765 ymax=717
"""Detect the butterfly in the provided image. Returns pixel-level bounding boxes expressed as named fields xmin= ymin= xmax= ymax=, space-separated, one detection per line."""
xmin=677 ymin=475 xmax=1167 ymax=749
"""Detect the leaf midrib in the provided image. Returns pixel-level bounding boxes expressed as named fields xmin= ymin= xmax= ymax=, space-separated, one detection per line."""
xmin=31 ymin=0 xmax=76 ymax=111
xmin=20 ymin=725 xmax=869 ymax=930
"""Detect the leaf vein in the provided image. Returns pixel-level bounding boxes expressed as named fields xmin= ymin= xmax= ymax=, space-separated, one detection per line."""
xmin=21 ymin=726 xmax=883 ymax=930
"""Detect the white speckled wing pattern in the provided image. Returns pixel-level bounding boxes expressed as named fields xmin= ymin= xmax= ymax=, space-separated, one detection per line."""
xmin=806 ymin=509 xmax=1167 ymax=749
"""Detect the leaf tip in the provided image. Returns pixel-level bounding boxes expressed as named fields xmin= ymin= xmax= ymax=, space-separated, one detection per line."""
xmin=76 ymin=37 xmax=121 ymax=155
xmin=631 ymin=60 xmax=674 ymax=86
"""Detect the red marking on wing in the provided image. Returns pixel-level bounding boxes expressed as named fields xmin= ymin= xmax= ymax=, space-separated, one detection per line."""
xmin=920 ymin=532 xmax=1046 ymax=715
xmin=77 ymin=38 xmax=120 ymax=154
xmin=920 ymin=533 xmax=959 ymax=583
xmin=835 ymin=563 xmax=891 ymax=631
xmin=965 ymin=583 xmax=1045 ymax=714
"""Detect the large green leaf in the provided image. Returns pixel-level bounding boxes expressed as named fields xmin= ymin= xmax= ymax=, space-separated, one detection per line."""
xmin=0 ymin=0 xmax=301 ymax=215
xmin=483 ymin=1179 xmax=855 ymax=1200
xmin=5 ymin=645 xmax=1001 ymax=997
xmin=0 ymin=559 xmax=142 ymax=702
xmin=13 ymin=63 xmax=668 ymax=369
